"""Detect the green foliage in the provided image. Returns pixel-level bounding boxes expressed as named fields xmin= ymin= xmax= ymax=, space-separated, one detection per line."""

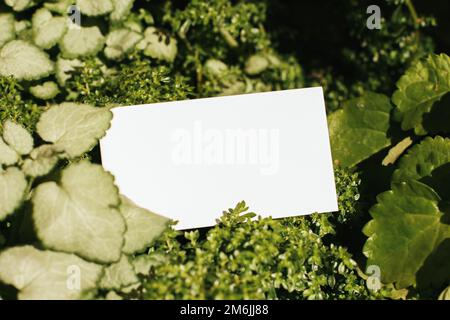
xmin=0 ymin=0 xmax=447 ymax=300
xmin=328 ymin=92 xmax=392 ymax=167
xmin=0 ymin=105 xmax=169 ymax=299
xmin=392 ymin=54 xmax=450 ymax=135
xmin=330 ymin=52 xmax=450 ymax=297
xmin=136 ymin=201 xmax=390 ymax=300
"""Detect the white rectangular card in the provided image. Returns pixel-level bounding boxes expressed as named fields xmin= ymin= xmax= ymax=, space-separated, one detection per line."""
xmin=100 ymin=87 xmax=338 ymax=230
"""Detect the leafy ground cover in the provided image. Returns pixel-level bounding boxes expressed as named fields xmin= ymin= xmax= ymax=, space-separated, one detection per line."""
xmin=0 ymin=0 xmax=449 ymax=300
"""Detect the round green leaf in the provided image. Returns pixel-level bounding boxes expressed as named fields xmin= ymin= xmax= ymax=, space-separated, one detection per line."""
xmin=392 ymin=54 xmax=450 ymax=135
xmin=363 ymin=180 xmax=450 ymax=288
xmin=3 ymin=120 xmax=33 ymax=155
xmin=120 ymin=195 xmax=170 ymax=255
xmin=0 ymin=246 xmax=103 ymax=300
xmin=104 ymin=28 xmax=142 ymax=61
xmin=141 ymin=27 xmax=177 ymax=63
xmin=132 ymin=254 xmax=166 ymax=276
xmin=439 ymin=286 xmax=450 ymax=300
xmin=36 ymin=103 xmax=112 ymax=158
xmin=45 ymin=0 xmax=74 ymax=14
xmin=0 ymin=167 xmax=27 ymax=221
xmin=60 ymin=26 xmax=105 ymax=59
xmin=0 ymin=14 xmax=15 ymax=48
xmin=32 ymin=161 xmax=126 ymax=263
xmin=0 ymin=136 xmax=19 ymax=166
xmin=30 ymin=81 xmax=60 ymax=100
xmin=328 ymin=92 xmax=392 ymax=167
xmin=204 ymin=59 xmax=228 ymax=77
xmin=32 ymin=8 xmax=67 ymax=49
xmin=55 ymin=56 xmax=83 ymax=86
xmin=245 ymin=54 xmax=269 ymax=75
xmin=77 ymin=0 xmax=113 ymax=16
xmin=0 ymin=40 xmax=54 ymax=80
xmin=5 ymin=0 xmax=34 ymax=11
xmin=22 ymin=144 xmax=61 ymax=178
xmin=110 ymin=0 xmax=134 ymax=21
xmin=99 ymin=255 xmax=138 ymax=290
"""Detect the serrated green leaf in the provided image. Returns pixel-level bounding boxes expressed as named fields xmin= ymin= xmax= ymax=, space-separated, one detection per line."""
xmin=30 ymin=81 xmax=60 ymax=100
xmin=328 ymin=92 xmax=392 ymax=167
xmin=110 ymin=0 xmax=135 ymax=21
xmin=0 ymin=167 xmax=27 ymax=221
xmin=0 ymin=14 xmax=15 ymax=48
xmin=245 ymin=54 xmax=269 ymax=75
xmin=0 ymin=40 xmax=54 ymax=80
xmin=392 ymin=54 xmax=450 ymax=135
xmin=36 ymin=103 xmax=112 ymax=158
xmin=2 ymin=120 xmax=33 ymax=155
xmin=77 ymin=0 xmax=113 ymax=16
xmin=32 ymin=8 xmax=67 ymax=49
xmin=60 ymin=26 xmax=105 ymax=59
xmin=392 ymin=136 xmax=450 ymax=199
xmin=0 ymin=136 xmax=19 ymax=166
xmin=55 ymin=56 xmax=83 ymax=86
xmin=22 ymin=144 xmax=61 ymax=178
xmin=0 ymin=246 xmax=102 ymax=300
xmin=120 ymin=196 xmax=169 ymax=255
xmin=363 ymin=180 xmax=450 ymax=288
xmin=5 ymin=0 xmax=34 ymax=11
xmin=32 ymin=161 xmax=126 ymax=263
xmin=99 ymin=255 xmax=138 ymax=290
xmin=104 ymin=28 xmax=142 ymax=61
xmin=141 ymin=27 xmax=177 ymax=63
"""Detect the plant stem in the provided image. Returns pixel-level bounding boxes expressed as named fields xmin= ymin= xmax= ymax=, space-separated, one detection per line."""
xmin=405 ymin=0 xmax=419 ymax=26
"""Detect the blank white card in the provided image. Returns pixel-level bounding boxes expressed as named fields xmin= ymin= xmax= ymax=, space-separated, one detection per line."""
xmin=100 ymin=87 xmax=338 ymax=229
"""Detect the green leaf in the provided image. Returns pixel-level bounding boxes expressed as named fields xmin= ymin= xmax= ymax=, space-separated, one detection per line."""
xmin=60 ymin=26 xmax=105 ymax=59
xmin=132 ymin=254 xmax=166 ymax=276
xmin=2 ymin=120 xmax=33 ymax=155
xmin=32 ymin=8 xmax=67 ymax=49
xmin=30 ymin=81 xmax=60 ymax=100
xmin=0 ymin=167 xmax=27 ymax=221
xmin=32 ymin=161 xmax=126 ymax=263
xmin=36 ymin=103 xmax=112 ymax=158
xmin=55 ymin=56 xmax=83 ymax=86
xmin=45 ymin=0 xmax=74 ymax=14
xmin=0 ymin=136 xmax=19 ymax=166
xmin=439 ymin=285 xmax=450 ymax=300
xmin=5 ymin=0 xmax=35 ymax=11
xmin=392 ymin=54 xmax=450 ymax=135
xmin=120 ymin=196 xmax=169 ymax=255
xmin=363 ymin=179 xmax=450 ymax=288
xmin=140 ymin=27 xmax=177 ymax=63
xmin=0 ymin=14 xmax=15 ymax=48
xmin=204 ymin=59 xmax=228 ymax=77
xmin=245 ymin=54 xmax=269 ymax=75
xmin=0 ymin=40 xmax=54 ymax=80
xmin=0 ymin=246 xmax=103 ymax=300
xmin=104 ymin=28 xmax=142 ymax=61
xmin=77 ymin=0 xmax=113 ymax=16
xmin=110 ymin=0 xmax=135 ymax=21
xmin=392 ymin=136 xmax=450 ymax=199
xmin=328 ymin=92 xmax=392 ymax=167
xmin=22 ymin=144 xmax=61 ymax=178
xmin=99 ymin=255 xmax=138 ymax=290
